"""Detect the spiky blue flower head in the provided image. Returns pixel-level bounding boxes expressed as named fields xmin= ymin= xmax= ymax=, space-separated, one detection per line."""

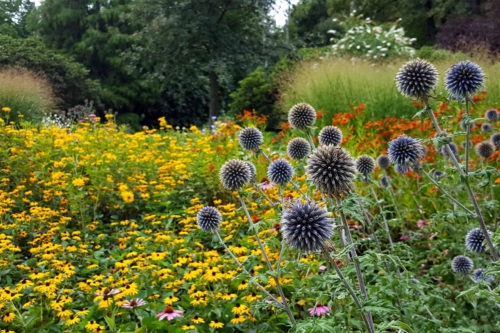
xmin=445 ymin=61 xmax=485 ymax=100
xmin=395 ymin=59 xmax=438 ymax=99
xmin=287 ymin=137 xmax=310 ymax=160
xmin=196 ymin=206 xmax=222 ymax=233
xmin=485 ymin=109 xmax=498 ymax=122
xmin=306 ymin=145 xmax=356 ymax=197
xmin=481 ymin=123 xmax=493 ymax=133
xmin=475 ymin=141 xmax=495 ymax=159
xmin=376 ymin=155 xmax=391 ymax=169
xmin=356 ymin=155 xmax=375 ymax=176
xmin=394 ymin=164 xmax=409 ymax=174
xmin=465 ymin=228 xmax=489 ymax=253
xmin=220 ymin=159 xmax=251 ymax=191
xmin=238 ymin=127 xmax=264 ymax=151
xmin=491 ymin=133 xmax=500 ymax=150
xmin=281 ymin=200 xmax=333 ymax=253
xmin=288 ymin=103 xmax=316 ymax=130
xmin=379 ymin=175 xmax=391 ymax=188
xmin=245 ymin=161 xmax=257 ymax=182
xmin=440 ymin=143 xmax=459 ymax=159
xmin=432 ymin=170 xmax=445 ymax=180
xmin=472 ymin=268 xmax=494 ymax=283
xmin=318 ymin=126 xmax=342 ymax=146
xmin=388 ymin=135 xmax=425 ymax=168
xmin=268 ymin=159 xmax=294 ymax=185
xmin=451 ymin=255 xmax=473 ymax=274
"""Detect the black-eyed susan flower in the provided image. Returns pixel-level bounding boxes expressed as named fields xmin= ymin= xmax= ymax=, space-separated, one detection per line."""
xmin=209 ymin=319 xmax=224 ymax=328
xmin=164 ymin=295 xmax=180 ymax=305
xmin=230 ymin=314 xmax=246 ymax=325
xmin=191 ymin=315 xmax=205 ymax=324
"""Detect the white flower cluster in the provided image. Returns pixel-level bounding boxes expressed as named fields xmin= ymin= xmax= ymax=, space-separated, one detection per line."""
xmin=331 ymin=21 xmax=415 ymax=60
xmin=41 ymin=113 xmax=72 ymax=128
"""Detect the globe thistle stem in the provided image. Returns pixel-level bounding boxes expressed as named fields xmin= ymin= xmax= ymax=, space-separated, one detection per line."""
xmin=369 ymin=187 xmax=394 ymax=249
xmin=214 ymin=231 xmax=282 ymax=306
xmin=419 ymin=169 xmax=475 ymax=216
xmin=307 ymin=131 xmax=316 ymax=150
xmin=322 ymin=248 xmax=375 ymax=333
xmin=237 ymin=195 xmax=296 ymax=324
xmin=335 ymin=196 xmax=374 ymax=329
xmin=387 ymin=187 xmax=404 ymax=224
xmin=425 ymin=103 xmax=499 ymax=261
xmin=327 ymin=196 xmax=348 ymax=263
xmin=254 ymin=185 xmax=276 ymax=208
xmin=260 ymin=150 xmax=272 ymax=164
xmin=465 ymin=99 xmax=472 ymax=175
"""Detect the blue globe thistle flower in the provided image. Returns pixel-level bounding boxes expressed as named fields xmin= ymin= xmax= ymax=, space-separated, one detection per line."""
xmin=451 ymin=255 xmax=473 ymax=274
xmin=306 ymin=145 xmax=356 ymax=196
xmin=220 ymin=160 xmax=251 ymax=191
xmin=444 ymin=61 xmax=485 ymax=100
xmin=388 ymin=135 xmax=425 ymax=168
xmin=395 ymin=59 xmax=438 ymax=99
xmin=485 ymin=109 xmax=498 ymax=122
xmin=376 ymin=155 xmax=391 ymax=169
xmin=281 ymin=200 xmax=333 ymax=252
xmin=491 ymin=133 xmax=500 ymax=150
xmin=465 ymin=228 xmax=489 ymax=253
xmin=356 ymin=155 xmax=375 ymax=178
xmin=432 ymin=170 xmax=445 ymax=180
xmin=481 ymin=123 xmax=493 ymax=133
xmin=318 ymin=126 xmax=343 ymax=146
xmin=440 ymin=143 xmax=459 ymax=159
xmin=472 ymin=268 xmax=494 ymax=283
xmin=379 ymin=175 xmax=391 ymax=188
xmin=196 ymin=206 xmax=222 ymax=233
xmin=394 ymin=164 xmax=410 ymax=174
xmin=475 ymin=141 xmax=495 ymax=159
xmin=245 ymin=161 xmax=257 ymax=182
xmin=238 ymin=127 xmax=264 ymax=151
xmin=268 ymin=159 xmax=294 ymax=185
xmin=287 ymin=138 xmax=310 ymax=160
xmin=288 ymin=103 xmax=316 ymax=130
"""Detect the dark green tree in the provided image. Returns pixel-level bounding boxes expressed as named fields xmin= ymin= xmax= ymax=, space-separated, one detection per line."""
xmin=0 ymin=0 xmax=35 ymax=38
xmin=33 ymin=0 xmax=157 ymax=111
xmin=128 ymin=0 xmax=281 ymax=126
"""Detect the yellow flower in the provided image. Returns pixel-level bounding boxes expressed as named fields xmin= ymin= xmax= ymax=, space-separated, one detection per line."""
xmin=230 ymin=314 xmax=246 ymax=324
xmin=120 ymin=190 xmax=134 ymax=203
xmin=122 ymin=282 xmax=138 ymax=297
xmin=164 ymin=295 xmax=179 ymax=305
xmin=85 ymin=320 xmax=100 ymax=330
xmin=182 ymin=325 xmax=196 ymax=331
xmin=231 ymin=303 xmax=248 ymax=315
xmin=191 ymin=316 xmax=205 ymax=324
xmin=2 ymin=311 xmax=15 ymax=323
xmin=72 ymin=178 xmax=86 ymax=187
xmin=1 ymin=107 xmax=11 ymax=113
xmin=209 ymin=319 xmax=224 ymax=328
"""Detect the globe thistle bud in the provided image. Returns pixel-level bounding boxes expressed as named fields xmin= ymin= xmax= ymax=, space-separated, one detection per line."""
xmin=268 ymin=159 xmax=294 ymax=185
xmin=306 ymin=145 xmax=356 ymax=196
xmin=451 ymin=255 xmax=473 ymax=274
xmin=245 ymin=161 xmax=257 ymax=182
xmin=376 ymin=155 xmax=391 ymax=169
xmin=465 ymin=228 xmax=490 ymax=253
xmin=388 ymin=135 xmax=425 ymax=167
xmin=460 ymin=120 xmax=472 ymax=132
xmin=445 ymin=61 xmax=485 ymax=100
xmin=196 ymin=206 xmax=222 ymax=233
xmin=440 ymin=143 xmax=459 ymax=159
xmin=238 ymin=127 xmax=263 ymax=151
xmin=472 ymin=268 xmax=494 ymax=283
xmin=394 ymin=164 xmax=409 ymax=174
xmin=395 ymin=59 xmax=438 ymax=99
xmin=379 ymin=175 xmax=391 ymax=188
xmin=220 ymin=160 xmax=251 ymax=191
xmin=485 ymin=109 xmax=498 ymax=122
xmin=491 ymin=133 xmax=500 ymax=150
xmin=281 ymin=200 xmax=333 ymax=252
xmin=318 ymin=126 xmax=342 ymax=146
xmin=481 ymin=123 xmax=493 ymax=133
xmin=432 ymin=170 xmax=445 ymax=180
xmin=288 ymin=103 xmax=316 ymax=130
xmin=461 ymin=140 xmax=472 ymax=149
xmin=474 ymin=141 xmax=495 ymax=159
xmin=355 ymin=155 xmax=375 ymax=176
xmin=287 ymin=138 xmax=310 ymax=160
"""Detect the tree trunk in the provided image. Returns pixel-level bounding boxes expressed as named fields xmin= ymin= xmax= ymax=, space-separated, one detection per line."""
xmin=208 ymin=72 xmax=219 ymax=129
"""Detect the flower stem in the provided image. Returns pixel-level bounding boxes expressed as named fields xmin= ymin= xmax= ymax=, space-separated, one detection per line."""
xmin=369 ymin=186 xmax=394 ymax=249
xmin=238 ymin=196 xmax=296 ymax=324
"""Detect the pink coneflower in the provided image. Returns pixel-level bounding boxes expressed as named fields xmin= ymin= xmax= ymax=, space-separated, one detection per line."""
xmin=156 ymin=306 xmax=183 ymax=321
xmin=261 ymin=182 xmax=276 ymax=190
xmin=417 ymin=219 xmax=428 ymax=229
xmin=319 ymin=265 xmax=327 ymax=272
xmin=122 ymin=298 xmax=146 ymax=309
xmin=308 ymin=303 xmax=331 ymax=316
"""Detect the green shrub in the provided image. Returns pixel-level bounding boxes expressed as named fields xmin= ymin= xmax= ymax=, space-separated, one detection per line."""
xmin=0 ymin=68 xmax=55 ymax=123
xmin=116 ymin=113 xmax=143 ymax=133
xmin=0 ymin=35 xmax=100 ymax=110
